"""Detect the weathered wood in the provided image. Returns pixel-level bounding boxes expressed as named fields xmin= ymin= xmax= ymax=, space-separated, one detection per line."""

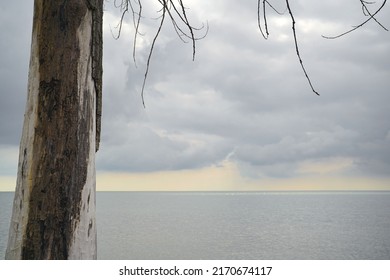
xmin=6 ymin=0 xmax=103 ymax=259
xmin=87 ymin=0 xmax=103 ymax=152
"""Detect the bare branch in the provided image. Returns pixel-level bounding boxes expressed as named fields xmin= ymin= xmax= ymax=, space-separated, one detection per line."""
xmin=115 ymin=0 xmax=388 ymax=102
xmin=322 ymin=0 xmax=388 ymax=39
xmin=360 ymin=0 xmax=388 ymax=31
xmin=140 ymin=1 xmax=167 ymax=108
xmin=285 ymin=0 xmax=319 ymax=96
xmin=132 ymin=0 xmax=143 ymax=67
xmin=111 ymin=0 xmax=128 ymax=40
xmin=111 ymin=0 xmax=144 ymax=67
xmin=115 ymin=0 xmax=208 ymax=107
xmin=257 ymin=0 xmax=319 ymax=95
xmin=178 ymin=0 xmax=196 ymax=60
xmin=258 ymin=0 xmax=269 ymax=39
xmin=257 ymin=0 xmax=285 ymax=39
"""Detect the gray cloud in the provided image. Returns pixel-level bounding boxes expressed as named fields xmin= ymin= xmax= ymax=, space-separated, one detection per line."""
xmin=1 ymin=1 xmax=389 ymax=183
xmin=0 ymin=2 xmax=33 ymax=145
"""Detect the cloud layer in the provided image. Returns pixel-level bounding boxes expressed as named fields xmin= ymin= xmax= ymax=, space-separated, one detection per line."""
xmin=1 ymin=1 xmax=389 ymax=190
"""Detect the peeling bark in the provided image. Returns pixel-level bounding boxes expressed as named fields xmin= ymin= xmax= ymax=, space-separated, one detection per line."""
xmin=87 ymin=0 xmax=103 ymax=152
xmin=6 ymin=0 xmax=103 ymax=260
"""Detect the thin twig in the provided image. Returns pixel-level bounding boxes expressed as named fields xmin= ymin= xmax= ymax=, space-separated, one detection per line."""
xmin=322 ymin=0 xmax=387 ymax=39
xmin=257 ymin=1 xmax=286 ymax=40
xmin=178 ymin=0 xmax=196 ymax=60
xmin=140 ymin=2 xmax=167 ymax=108
xmin=114 ymin=0 xmax=208 ymax=107
xmin=111 ymin=0 xmax=129 ymax=40
xmin=257 ymin=0 xmax=269 ymax=39
xmin=132 ymin=0 xmax=143 ymax=67
xmin=286 ymin=0 xmax=319 ymax=96
xmin=360 ymin=0 xmax=388 ymax=31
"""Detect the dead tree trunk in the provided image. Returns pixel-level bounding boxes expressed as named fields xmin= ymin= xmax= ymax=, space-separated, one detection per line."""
xmin=6 ymin=0 xmax=103 ymax=259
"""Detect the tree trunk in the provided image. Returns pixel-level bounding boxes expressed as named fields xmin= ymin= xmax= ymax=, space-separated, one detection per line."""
xmin=6 ymin=0 xmax=103 ymax=259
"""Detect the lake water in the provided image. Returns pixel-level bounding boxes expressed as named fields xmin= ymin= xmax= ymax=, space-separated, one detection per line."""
xmin=1 ymin=191 xmax=390 ymax=259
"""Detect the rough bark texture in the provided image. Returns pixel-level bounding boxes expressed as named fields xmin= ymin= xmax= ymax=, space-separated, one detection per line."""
xmin=6 ymin=0 xmax=103 ymax=260
xmin=87 ymin=0 xmax=103 ymax=152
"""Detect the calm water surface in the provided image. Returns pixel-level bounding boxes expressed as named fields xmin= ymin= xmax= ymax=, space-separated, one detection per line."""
xmin=1 ymin=191 xmax=390 ymax=259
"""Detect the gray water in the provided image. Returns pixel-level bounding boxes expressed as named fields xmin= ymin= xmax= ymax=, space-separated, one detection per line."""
xmin=1 ymin=191 xmax=390 ymax=259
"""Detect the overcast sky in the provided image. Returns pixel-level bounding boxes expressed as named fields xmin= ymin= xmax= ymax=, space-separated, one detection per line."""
xmin=1 ymin=0 xmax=389 ymax=191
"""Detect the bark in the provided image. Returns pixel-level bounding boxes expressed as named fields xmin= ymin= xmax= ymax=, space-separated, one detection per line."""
xmin=6 ymin=0 xmax=103 ymax=259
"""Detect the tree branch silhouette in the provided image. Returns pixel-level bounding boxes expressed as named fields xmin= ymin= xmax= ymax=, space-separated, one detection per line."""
xmin=285 ymin=0 xmax=319 ymax=96
xmin=257 ymin=0 xmax=319 ymax=96
xmin=257 ymin=0 xmax=285 ymax=39
xmin=322 ymin=0 xmax=388 ymax=39
xmin=114 ymin=0 xmax=388 ymax=103
xmin=114 ymin=0 xmax=208 ymax=107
